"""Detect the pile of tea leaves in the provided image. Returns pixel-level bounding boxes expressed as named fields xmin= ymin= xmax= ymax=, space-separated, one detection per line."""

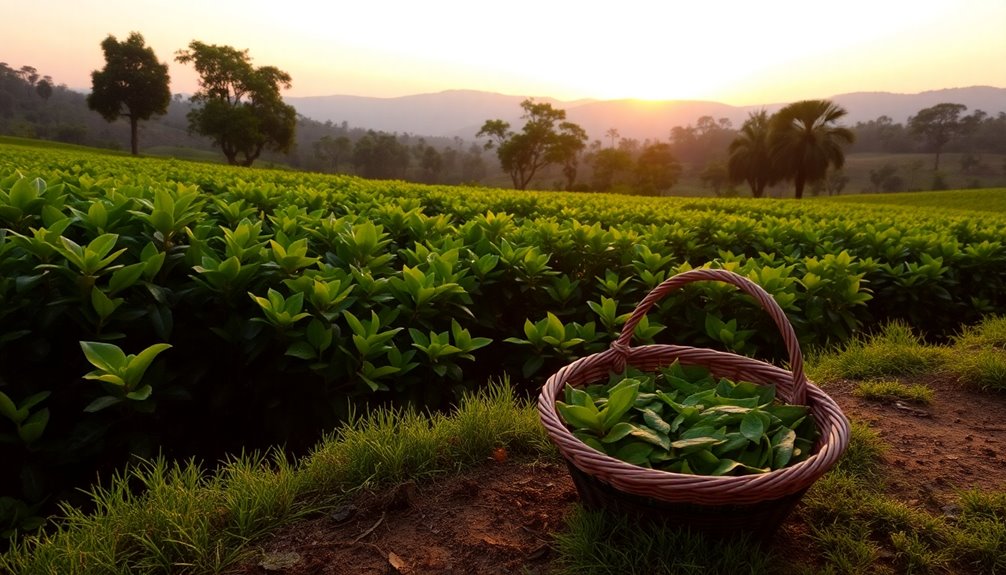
xmin=556 ymin=361 xmax=818 ymax=475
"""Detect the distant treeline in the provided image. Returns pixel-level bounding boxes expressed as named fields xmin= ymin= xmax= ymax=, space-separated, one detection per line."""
xmin=2 ymin=61 xmax=1005 ymax=193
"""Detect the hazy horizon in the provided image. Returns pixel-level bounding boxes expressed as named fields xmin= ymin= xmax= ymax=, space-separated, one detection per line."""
xmin=6 ymin=1 xmax=1006 ymax=106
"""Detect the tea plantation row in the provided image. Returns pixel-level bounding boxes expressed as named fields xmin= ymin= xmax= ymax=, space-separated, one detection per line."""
xmin=2 ymin=142 xmax=1005 ymax=533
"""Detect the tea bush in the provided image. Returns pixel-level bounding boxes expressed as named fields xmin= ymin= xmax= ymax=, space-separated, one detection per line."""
xmin=2 ymin=142 xmax=1006 ymax=535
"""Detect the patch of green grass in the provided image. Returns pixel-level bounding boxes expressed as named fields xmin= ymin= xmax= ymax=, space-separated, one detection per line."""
xmin=854 ymin=380 xmax=935 ymax=404
xmin=946 ymin=316 xmax=1006 ymax=391
xmin=810 ymin=321 xmax=950 ymax=381
xmin=0 ymin=379 xmax=547 ymax=575
xmin=298 ymin=377 xmax=551 ymax=493
xmin=552 ymin=506 xmax=778 ymax=575
xmin=952 ymin=490 xmax=1006 ymax=574
xmin=144 ymin=146 xmax=224 ymax=163
xmin=832 ymin=420 xmax=887 ymax=482
xmin=0 ymin=452 xmax=306 ymax=575
xmin=953 ymin=315 xmax=1006 ymax=350
xmin=0 ymin=135 xmax=128 ymax=155
xmin=821 ymin=186 xmax=1006 ymax=214
xmin=890 ymin=529 xmax=952 ymax=574
xmin=954 ymin=348 xmax=1006 ymax=391
xmin=809 ymin=521 xmax=885 ymax=575
xmin=798 ymin=420 xmax=1006 ymax=575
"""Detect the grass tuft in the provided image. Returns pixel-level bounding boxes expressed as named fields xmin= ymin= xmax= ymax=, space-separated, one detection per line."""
xmin=810 ymin=321 xmax=950 ymax=381
xmin=810 ymin=521 xmax=884 ymax=575
xmin=298 ymin=377 xmax=550 ymax=494
xmin=854 ymin=379 xmax=934 ymax=404
xmin=832 ymin=420 xmax=887 ymax=482
xmin=952 ymin=315 xmax=1006 ymax=351
xmin=889 ymin=530 xmax=952 ymax=574
xmin=552 ymin=507 xmax=777 ymax=575
xmin=952 ymin=489 xmax=1006 ymax=574
xmin=953 ymin=348 xmax=1006 ymax=391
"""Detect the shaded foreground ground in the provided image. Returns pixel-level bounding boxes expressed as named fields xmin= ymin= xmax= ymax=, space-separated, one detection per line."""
xmin=230 ymin=374 xmax=1006 ymax=574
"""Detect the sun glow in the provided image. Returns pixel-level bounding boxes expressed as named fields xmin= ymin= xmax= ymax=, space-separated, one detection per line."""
xmin=4 ymin=0 xmax=1004 ymax=105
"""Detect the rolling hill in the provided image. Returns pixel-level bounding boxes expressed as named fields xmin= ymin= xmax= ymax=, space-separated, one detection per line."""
xmin=286 ymin=86 xmax=1006 ymax=142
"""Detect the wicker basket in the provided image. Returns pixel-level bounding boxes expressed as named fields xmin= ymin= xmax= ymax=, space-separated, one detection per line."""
xmin=539 ymin=268 xmax=851 ymax=539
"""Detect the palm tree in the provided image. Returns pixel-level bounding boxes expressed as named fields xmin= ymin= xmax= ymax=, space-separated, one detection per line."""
xmin=728 ymin=110 xmax=775 ymax=198
xmin=769 ymin=100 xmax=855 ymax=199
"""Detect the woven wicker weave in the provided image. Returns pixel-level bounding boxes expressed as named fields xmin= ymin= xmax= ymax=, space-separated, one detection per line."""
xmin=539 ymin=268 xmax=851 ymax=507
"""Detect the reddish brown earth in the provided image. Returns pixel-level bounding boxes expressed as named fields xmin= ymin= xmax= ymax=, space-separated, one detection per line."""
xmin=228 ymin=374 xmax=1006 ymax=575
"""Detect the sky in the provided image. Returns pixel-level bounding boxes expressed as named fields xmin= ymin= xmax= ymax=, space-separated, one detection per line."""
xmin=5 ymin=0 xmax=1006 ymax=105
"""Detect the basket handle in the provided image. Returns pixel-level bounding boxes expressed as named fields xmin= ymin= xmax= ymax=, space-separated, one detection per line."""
xmin=612 ymin=268 xmax=806 ymax=405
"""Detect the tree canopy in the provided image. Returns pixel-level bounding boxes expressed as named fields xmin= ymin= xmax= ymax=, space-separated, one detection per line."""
xmin=86 ymin=32 xmax=171 ymax=155
xmin=175 ymin=41 xmax=296 ymax=167
xmin=477 ymin=99 xmax=586 ymax=190
xmin=769 ymin=100 xmax=854 ymax=199
xmin=908 ymin=103 xmax=975 ymax=171
xmin=728 ymin=110 xmax=776 ymax=198
xmin=634 ymin=142 xmax=682 ymax=195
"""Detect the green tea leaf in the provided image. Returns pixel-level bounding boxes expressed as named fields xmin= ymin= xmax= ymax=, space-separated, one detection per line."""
xmin=556 ymin=402 xmax=602 ymax=434
xmin=17 ymin=408 xmax=49 ymax=444
xmin=123 ymin=343 xmax=172 ymax=388
xmin=671 ymin=437 xmax=723 ymax=452
xmin=613 ymin=441 xmax=654 ymax=466
xmin=685 ymin=449 xmax=721 ymax=474
xmin=0 ymin=392 xmax=17 ymax=422
xmin=713 ymin=432 xmax=750 ymax=455
xmin=600 ymin=380 xmax=639 ymax=431
xmin=601 ymin=421 xmax=636 ymax=443
xmin=681 ymin=388 xmax=716 ymax=407
xmin=740 ymin=410 xmax=767 ymax=442
xmin=574 ymin=430 xmax=606 ymax=453
xmin=772 ymin=427 xmax=797 ymax=469
xmin=564 ymin=383 xmax=594 ymax=409
xmin=126 ymin=385 xmax=153 ymax=402
xmin=285 ymin=341 xmax=316 ymax=360
xmin=108 ymin=262 xmax=145 ymax=294
xmin=80 ymin=341 xmax=127 ymax=373
xmin=22 ymin=391 xmax=51 ymax=411
xmin=630 ymin=425 xmax=670 ymax=450
xmin=642 ymin=408 xmax=670 ymax=435
xmin=679 ymin=425 xmax=720 ymax=440
xmin=84 ymin=396 xmax=122 ymax=413
xmin=768 ymin=404 xmax=809 ymax=427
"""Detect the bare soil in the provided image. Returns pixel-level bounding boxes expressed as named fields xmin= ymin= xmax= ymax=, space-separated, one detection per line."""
xmin=228 ymin=374 xmax=1006 ymax=575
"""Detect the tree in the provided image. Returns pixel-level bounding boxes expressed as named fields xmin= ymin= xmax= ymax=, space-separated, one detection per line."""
xmin=461 ymin=144 xmax=488 ymax=183
xmin=728 ymin=110 xmax=776 ymax=198
xmin=175 ymin=41 xmax=296 ymax=166
xmin=87 ymin=33 xmax=171 ymax=155
xmin=35 ymin=77 xmax=53 ymax=102
xmin=635 ymin=142 xmax=682 ymax=195
xmin=590 ymin=147 xmax=633 ymax=191
xmin=605 ymin=128 xmax=620 ymax=148
xmin=352 ymin=131 xmax=410 ymax=179
xmin=548 ymin=121 xmax=588 ymax=190
xmin=699 ymin=161 xmax=730 ymax=196
xmin=907 ymin=103 xmax=970 ymax=171
xmin=313 ymin=135 xmax=351 ymax=172
xmin=477 ymin=99 xmax=586 ymax=190
xmin=769 ymin=100 xmax=854 ymax=199
xmin=419 ymin=145 xmax=445 ymax=183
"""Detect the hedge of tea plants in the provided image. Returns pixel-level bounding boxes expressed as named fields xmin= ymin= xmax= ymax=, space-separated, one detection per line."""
xmin=2 ymin=142 xmax=1006 ymax=534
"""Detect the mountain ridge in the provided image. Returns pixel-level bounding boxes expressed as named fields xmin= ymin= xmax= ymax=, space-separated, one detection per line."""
xmin=286 ymin=86 xmax=1006 ymax=142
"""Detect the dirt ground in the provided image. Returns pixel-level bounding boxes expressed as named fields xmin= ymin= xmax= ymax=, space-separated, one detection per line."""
xmin=228 ymin=374 xmax=1006 ymax=575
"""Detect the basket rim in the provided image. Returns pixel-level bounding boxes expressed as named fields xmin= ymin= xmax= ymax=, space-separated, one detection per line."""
xmin=538 ymin=344 xmax=852 ymax=505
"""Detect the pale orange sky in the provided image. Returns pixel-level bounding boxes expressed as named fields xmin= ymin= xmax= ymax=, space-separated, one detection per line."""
xmin=5 ymin=1 xmax=1005 ymax=104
